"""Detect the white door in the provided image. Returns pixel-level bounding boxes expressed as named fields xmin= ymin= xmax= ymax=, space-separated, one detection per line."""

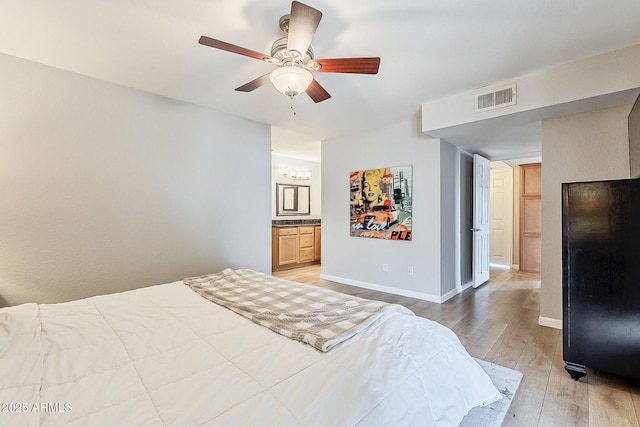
xmin=473 ymin=154 xmax=491 ymax=288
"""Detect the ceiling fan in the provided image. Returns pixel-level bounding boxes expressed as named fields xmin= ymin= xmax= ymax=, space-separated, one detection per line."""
xmin=198 ymin=1 xmax=380 ymax=103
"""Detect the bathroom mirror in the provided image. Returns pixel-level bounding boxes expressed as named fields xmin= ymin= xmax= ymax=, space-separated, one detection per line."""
xmin=276 ymin=183 xmax=310 ymax=216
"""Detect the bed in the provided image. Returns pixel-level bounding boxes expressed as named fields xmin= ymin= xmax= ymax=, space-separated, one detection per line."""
xmin=1 ymin=269 xmax=501 ymax=426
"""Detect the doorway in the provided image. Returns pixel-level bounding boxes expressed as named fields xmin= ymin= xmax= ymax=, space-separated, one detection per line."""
xmin=489 ymin=162 xmax=514 ymax=268
xmin=487 ymin=160 xmax=541 ymax=274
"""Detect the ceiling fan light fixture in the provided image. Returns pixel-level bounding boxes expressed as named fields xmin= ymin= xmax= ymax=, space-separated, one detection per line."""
xmin=269 ymin=66 xmax=313 ymax=98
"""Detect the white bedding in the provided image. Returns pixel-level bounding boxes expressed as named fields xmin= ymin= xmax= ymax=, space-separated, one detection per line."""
xmin=0 ymin=278 xmax=500 ymax=426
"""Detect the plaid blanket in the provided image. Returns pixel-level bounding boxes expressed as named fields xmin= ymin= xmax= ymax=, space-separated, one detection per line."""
xmin=183 ymin=269 xmax=413 ymax=352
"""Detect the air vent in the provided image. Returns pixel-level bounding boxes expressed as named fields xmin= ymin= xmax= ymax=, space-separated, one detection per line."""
xmin=475 ymin=84 xmax=516 ymax=112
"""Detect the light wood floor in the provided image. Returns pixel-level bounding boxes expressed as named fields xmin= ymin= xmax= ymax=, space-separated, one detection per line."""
xmin=273 ymin=265 xmax=640 ymax=427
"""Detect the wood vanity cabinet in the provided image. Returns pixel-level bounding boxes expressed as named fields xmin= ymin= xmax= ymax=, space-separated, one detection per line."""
xmin=314 ymin=226 xmax=321 ymax=261
xmin=298 ymin=226 xmax=315 ymax=262
xmin=276 ymin=227 xmax=298 ymax=267
xmin=272 ymin=225 xmax=321 ymax=271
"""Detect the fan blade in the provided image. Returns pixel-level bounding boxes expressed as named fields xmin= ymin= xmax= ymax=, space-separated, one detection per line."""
xmin=306 ymin=79 xmax=331 ymax=103
xmin=287 ymin=1 xmax=322 ymax=57
xmin=235 ymin=74 xmax=271 ymax=92
xmin=315 ymin=57 xmax=380 ymax=74
xmin=199 ymin=36 xmax=270 ymax=61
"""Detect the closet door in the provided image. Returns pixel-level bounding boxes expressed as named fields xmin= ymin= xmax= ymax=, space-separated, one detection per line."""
xmin=520 ymin=163 xmax=541 ymax=273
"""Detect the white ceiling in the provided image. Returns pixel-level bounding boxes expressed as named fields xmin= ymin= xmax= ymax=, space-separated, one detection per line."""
xmin=2 ymin=0 xmax=640 ymax=160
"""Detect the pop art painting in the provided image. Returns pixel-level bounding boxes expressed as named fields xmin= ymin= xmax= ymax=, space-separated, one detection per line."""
xmin=349 ymin=165 xmax=412 ymax=240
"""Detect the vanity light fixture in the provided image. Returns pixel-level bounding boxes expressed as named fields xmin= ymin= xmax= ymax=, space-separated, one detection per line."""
xmin=282 ymin=169 xmax=310 ymax=180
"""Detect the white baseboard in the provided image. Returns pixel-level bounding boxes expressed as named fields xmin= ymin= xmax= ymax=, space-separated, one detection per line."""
xmin=455 ymin=280 xmax=474 ymax=294
xmin=320 ymin=273 xmax=447 ymax=303
xmin=320 ymin=273 xmax=559 ymax=327
xmin=440 ymin=287 xmax=459 ymax=303
xmin=511 ymin=264 xmax=519 ymax=270
xmin=489 ymin=263 xmax=511 ymax=270
xmin=538 ymin=316 xmax=562 ymax=330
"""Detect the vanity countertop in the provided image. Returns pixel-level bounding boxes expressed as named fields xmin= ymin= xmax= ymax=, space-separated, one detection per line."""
xmin=272 ymin=219 xmax=321 ymax=227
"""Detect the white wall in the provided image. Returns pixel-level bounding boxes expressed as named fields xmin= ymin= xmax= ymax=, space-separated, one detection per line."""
xmin=321 ymin=116 xmax=467 ymax=302
xmin=540 ymin=104 xmax=631 ymax=326
xmin=439 ymin=141 xmax=459 ymax=297
xmin=0 ymin=53 xmax=272 ymax=306
xmin=271 ymin=154 xmax=321 ymax=220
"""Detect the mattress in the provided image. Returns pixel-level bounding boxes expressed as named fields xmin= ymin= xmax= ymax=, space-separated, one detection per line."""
xmin=0 ymin=272 xmax=501 ymax=426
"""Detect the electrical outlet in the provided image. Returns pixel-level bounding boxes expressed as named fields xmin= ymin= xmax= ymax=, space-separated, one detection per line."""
xmin=383 ymin=263 xmax=388 ymax=272
xmin=407 ymin=266 xmax=414 ymax=276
